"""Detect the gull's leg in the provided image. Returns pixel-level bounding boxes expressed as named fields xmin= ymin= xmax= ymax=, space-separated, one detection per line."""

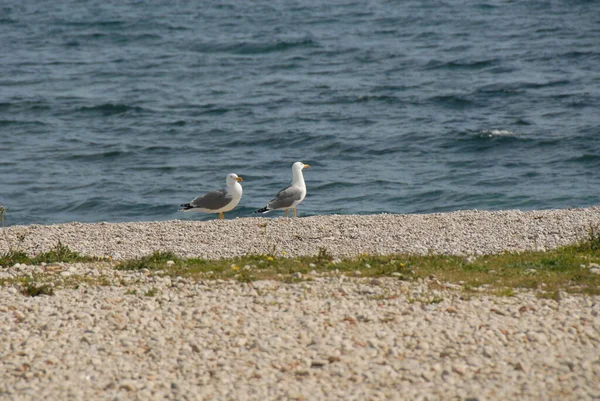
xmin=218 ymin=212 xmax=224 ymax=220
xmin=293 ymin=208 xmax=297 ymax=218
xmin=285 ymin=209 xmax=289 ymax=218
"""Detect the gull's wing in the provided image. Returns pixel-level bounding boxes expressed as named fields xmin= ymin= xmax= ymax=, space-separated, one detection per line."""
xmin=190 ymin=189 xmax=233 ymax=211
xmin=267 ymin=185 xmax=302 ymax=210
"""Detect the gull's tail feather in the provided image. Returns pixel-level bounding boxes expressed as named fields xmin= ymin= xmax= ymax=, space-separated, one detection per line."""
xmin=179 ymin=203 xmax=193 ymax=212
xmin=255 ymin=206 xmax=270 ymax=214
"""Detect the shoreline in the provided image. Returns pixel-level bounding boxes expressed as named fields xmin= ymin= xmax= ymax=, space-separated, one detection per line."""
xmin=1 ymin=206 xmax=600 ymax=260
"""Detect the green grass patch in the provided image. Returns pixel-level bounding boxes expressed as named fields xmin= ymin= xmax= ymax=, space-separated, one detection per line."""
xmin=120 ymin=237 xmax=599 ymax=296
xmin=1 ymin=241 xmax=93 ymax=267
xmin=32 ymin=241 xmax=94 ymax=264
xmin=21 ymin=282 xmax=54 ymax=297
xmin=3 ymin=232 xmax=600 ymax=297
xmin=116 ymin=251 xmax=180 ymax=270
xmin=144 ymin=287 xmax=159 ymax=297
xmin=0 ymin=250 xmax=30 ymax=266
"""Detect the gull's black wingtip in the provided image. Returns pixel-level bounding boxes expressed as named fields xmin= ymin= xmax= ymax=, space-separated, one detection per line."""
xmin=179 ymin=203 xmax=193 ymax=211
xmin=255 ymin=206 xmax=270 ymax=214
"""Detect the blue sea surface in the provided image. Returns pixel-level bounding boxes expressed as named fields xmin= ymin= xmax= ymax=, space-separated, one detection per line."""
xmin=1 ymin=0 xmax=599 ymax=226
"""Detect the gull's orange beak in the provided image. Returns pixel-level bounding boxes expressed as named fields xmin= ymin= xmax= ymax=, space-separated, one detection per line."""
xmin=236 ymin=176 xmax=243 ymax=181
xmin=303 ymin=164 xmax=310 ymax=169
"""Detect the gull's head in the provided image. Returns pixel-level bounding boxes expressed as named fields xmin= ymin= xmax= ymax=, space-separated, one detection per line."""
xmin=292 ymin=161 xmax=310 ymax=171
xmin=226 ymin=173 xmax=243 ymax=185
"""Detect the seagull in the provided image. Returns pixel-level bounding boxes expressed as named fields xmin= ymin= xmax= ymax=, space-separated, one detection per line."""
xmin=256 ymin=161 xmax=310 ymax=218
xmin=179 ymin=173 xmax=243 ymax=219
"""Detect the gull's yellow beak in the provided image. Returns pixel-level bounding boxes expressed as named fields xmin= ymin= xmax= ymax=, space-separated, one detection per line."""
xmin=303 ymin=164 xmax=310 ymax=169
xmin=236 ymin=176 xmax=243 ymax=181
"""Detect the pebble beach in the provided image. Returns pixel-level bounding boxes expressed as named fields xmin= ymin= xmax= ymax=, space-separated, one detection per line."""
xmin=1 ymin=207 xmax=600 ymax=400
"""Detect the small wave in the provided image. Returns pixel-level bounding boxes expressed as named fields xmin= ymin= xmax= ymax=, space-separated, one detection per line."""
xmin=424 ymin=58 xmax=499 ymax=70
xmin=127 ymin=165 xmax=179 ymax=173
xmin=61 ymin=20 xmax=125 ymax=28
xmin=193 ymin=107 xmax=230 ymax=116
xmin=172 ymin=103 xmax=231 ymax=116
xmin=478 ymin=129 xmax=516 ymax=138
xmin=141 ymin=145 xmax=174 ymax=154
xmin=306 ymin=94 xmax=403 ymax=106
xmin=58 ymin=198 xmax=106 ymax=213
xmin=312 ymin=181 xmax=355 ymax=191
xmin=520 ymin=80 xmax=571 ymax=90
xmin=561 ymin=51 xmax=599 ymax=59
xmin=167 ymin=120 xmax=187 ymax=126
xmin=476 ymin=83 xmax=523 ymax=95
xmin=75 ymin=103 xmax=146 ymax=116
xmin=60 ymin=150 xmax=134 ymax=162
xmin=235 ymin=38 xmax=318 ymax=54
xmin=355 ymin=95 xmax=402 ymax=104
xmin=439 ymin=129 xmax=535 ymax=152
xmin=75 ymin=32 xmax=162 ymax=44
xmin=566 ymin=154 xmax=600 ymax=166
xmin=364 ymin=146 xmax=405 ymax=156
xmin=313 ymin=141 xmax=368 ymax=155
xmin=0 ymin=120 xmax=45 ymax=127
xmin=428 ymin=95 xmax=475 ymax=109
xmin=521 ymin=171 xmax=540 ymax=178
xmin=0 ymin=101 xmax=51 ymax=111
xmin=190 ymin=38 xmax=318 ymax=55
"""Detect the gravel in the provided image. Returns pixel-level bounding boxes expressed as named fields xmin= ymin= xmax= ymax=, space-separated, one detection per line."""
xmin=1 ymin=206 xmax=600 ymax=260
xmin=1 ymin=207 xmax=600 ymax=400
xmin=1 ymin=271 xmax=599 ymax=401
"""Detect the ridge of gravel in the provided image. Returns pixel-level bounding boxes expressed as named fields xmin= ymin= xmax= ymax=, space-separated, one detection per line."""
xmin=2 ymin=206 xmax=600 ymax=260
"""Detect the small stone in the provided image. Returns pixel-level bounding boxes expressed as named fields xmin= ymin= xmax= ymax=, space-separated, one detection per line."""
xmin=590 ymin=268 xmax=600 ymax=275
xmin=370 ymin=278 xmax=382 ymax=285
xmin=291 ymin=272 xmax=302 ymax=279
xmin=45 ymin=265 xmax=62 ymax=272
xmin=309 ymin=263 xmax=316 ymax=268
xmin=490 ymin=308 xmax=506 ymax=316
xmin=417 ymin=341 xmax=430 ymax=351
xmin=452 ymin=364 xmax=466 ymax=375
xmin=514 ymin=361 xmax=528 ymax=372
xmin=310 ymin=360 xmax=327 ymax=368
xmin=166 ymin=260 xmax=175 ymax=266
xmin=353 ymin=270 xmax=362 ymax=276
xmin=119 ymin=381 xmax=136 ymax=392
xmin=445 ymin=306 xmax=458 ymax=314
xmin=60 ymin=271 xmax=72 ymax=277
